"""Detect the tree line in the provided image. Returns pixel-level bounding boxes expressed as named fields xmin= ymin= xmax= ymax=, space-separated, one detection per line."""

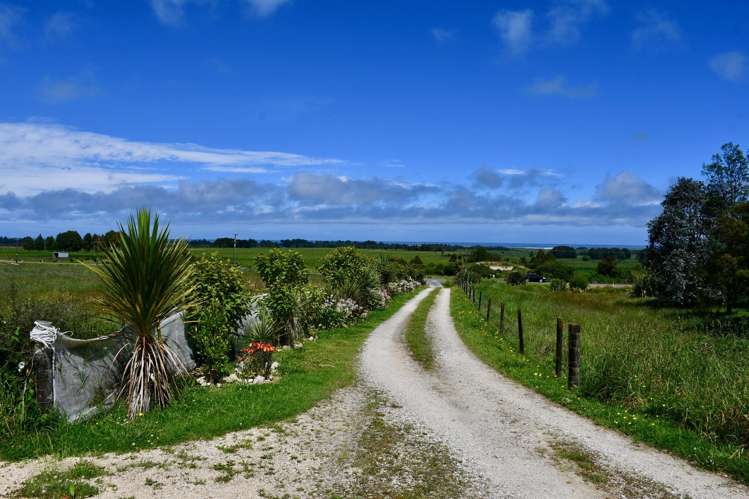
xmin=644 ymin=142 xmax=749 ymax=312
xmin=17 ymin=231 xmax=121 ymax=252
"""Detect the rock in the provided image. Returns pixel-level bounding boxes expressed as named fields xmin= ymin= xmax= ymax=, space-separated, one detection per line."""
xmin=253 ymin=375 xmax=266 ymax=384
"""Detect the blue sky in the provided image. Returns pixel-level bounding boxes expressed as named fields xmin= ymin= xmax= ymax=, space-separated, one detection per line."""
xmin=0 ymin=0 xmax=746 ymax=244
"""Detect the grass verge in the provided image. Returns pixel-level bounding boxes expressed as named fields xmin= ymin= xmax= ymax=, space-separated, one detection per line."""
xmin=450 ymin=287 xmax=749 ymax=485
xmin=404 ymin=288 xmax=439 ymax=370
xmin=0 ymin=289 xmax=421 ymax=461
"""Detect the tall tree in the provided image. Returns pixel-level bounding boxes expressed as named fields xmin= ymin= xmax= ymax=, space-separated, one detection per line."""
xmin=702 ymin=142 xmax=749 ymax=208
xmin=33 ymin=234 xmax=44 ymax=250
xmin=56 ymin=230 xmax=83 ymax=251
xmin=645 ymin=178 xmax=711 ymax=306
xmin=44 ymin=236 xmax=56 ymax=250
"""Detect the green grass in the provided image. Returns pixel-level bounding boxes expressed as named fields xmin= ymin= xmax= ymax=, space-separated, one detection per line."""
xmin=0 ymin=246 xmax=455 ymax=300
xmin=451 ymin=283 xmax=749 ymax=485
xmin=11 ymin=460 xmax=107 ymax=498
xmin=0 ymin=289 xmax=421 ymax=461
xmin=404 ymin=288 xmax=439 ymax=370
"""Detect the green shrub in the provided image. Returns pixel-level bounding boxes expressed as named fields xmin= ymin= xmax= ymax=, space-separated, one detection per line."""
xmin=506 ymin=271 xmax=526 ymax=285
xmin=255 ymin=249 xmax=308 ymax=346
xmin=569 ymin=272 xmax=589 ymax=291
xmin=320 ymin=247 xmax=382 ymax=309
xmin=188 ymin=255 xmax=252 ymax=380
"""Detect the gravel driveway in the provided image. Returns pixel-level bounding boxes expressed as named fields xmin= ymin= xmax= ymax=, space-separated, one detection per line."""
xmin=360 ymin=285 xmax=749 ymax=498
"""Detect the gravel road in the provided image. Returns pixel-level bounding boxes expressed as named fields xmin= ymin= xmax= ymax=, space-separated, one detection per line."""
xmin=360 ymin=285 xmax=749 ymax=498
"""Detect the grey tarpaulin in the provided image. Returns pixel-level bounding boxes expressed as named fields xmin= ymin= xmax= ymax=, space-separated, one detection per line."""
xmin=31 ymin=313 xmax=195 ymax=421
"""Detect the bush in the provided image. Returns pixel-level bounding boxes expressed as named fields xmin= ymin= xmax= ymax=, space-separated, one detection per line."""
xmin=190 ymin=301 xmax=233 ymax=380
xmin=255 ymin=249 xmax=308 ymax=346
xmin=596 ymin=256 xmax=619 ymax=277
xmin=506 ymin=271 xmax=526 ymax=285
xmin=569 ymin=272 xmax=589 ymax=291
xmin=320 ymin=247 xmax=383 ymax=310
xmin=188 ymin=255 xmax=253 ymax=380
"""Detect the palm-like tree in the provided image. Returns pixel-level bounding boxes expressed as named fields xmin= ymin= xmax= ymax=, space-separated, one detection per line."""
xmin=84 ymin=209 xmax=197 ymax=418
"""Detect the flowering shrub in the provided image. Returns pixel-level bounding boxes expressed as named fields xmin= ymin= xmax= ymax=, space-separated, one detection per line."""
xmin=238 ymin=341 xmax=276 ymax=377
xmin=387 ymin=278 xmax=421 ymax=295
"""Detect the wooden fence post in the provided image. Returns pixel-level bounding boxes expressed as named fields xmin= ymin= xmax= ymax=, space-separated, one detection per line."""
xmin=568 ymin=324 xmax=581 ymax=388
xmin=486 ymin=298 xmax=491 ymax=321
xmin=517 ymin=309 xmax=525 ymax=354
xmin=555 ymin=318 xmax=563 ymax=377
xmin=499 ymin=303 xmax=505 ymax=335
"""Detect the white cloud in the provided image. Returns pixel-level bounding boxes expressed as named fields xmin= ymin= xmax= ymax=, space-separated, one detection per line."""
xmin=44 ymin=12 xmax=77 ymax=40
xmin=431 ymin=28 xmax=455 ymax=44
xmin=204 ymin=166 xmax=269 ymax=174
xmin=631 ymin=10 xmax=681 ymax=48
xmin=709 ymin=51 xmax=747 ymax=82
xmin=595 ymin=171 xmax=660 ymax=205
xmin=493 ymin=9 xmax=533 ymax=55
xmin=0 ymin=122 xmax=342 ymax=195
xmin=546 ymin=0 xmax=608 ymax=45
xmin=245 ymin=0 xmax=291 ymax=17
xmin=527 ymin=75 xmax=597 ymax=98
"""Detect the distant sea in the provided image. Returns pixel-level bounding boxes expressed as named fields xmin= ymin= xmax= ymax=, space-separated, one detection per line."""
xmin=381 ymin=241 xmax=646 ymax=250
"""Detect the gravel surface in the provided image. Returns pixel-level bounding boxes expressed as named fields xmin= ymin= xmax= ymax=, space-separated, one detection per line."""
xmin=361 ymin=286 xmax=749 ymax=498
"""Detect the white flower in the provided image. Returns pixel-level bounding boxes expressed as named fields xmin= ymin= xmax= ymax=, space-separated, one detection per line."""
xmin=17 ymin=362 xmax=25 ymax=372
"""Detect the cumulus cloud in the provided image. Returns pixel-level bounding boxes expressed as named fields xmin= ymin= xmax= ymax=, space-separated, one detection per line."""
xmin=288 ymin=173 xmax=437 ymax=207
xmin=594 ymin=171 xmax=660 ymax=205
xmin=475 ymin=167 xmax=561 ymax=191
xmin=546 ymin=0 xmax=608 ymax=45
xmin=527 ymin=76 xmax=597 ymax=98
xmin=245 ymin=0 xmax=291 ymax=17
xmin=0 ymin=168 xmax=662 ymax=229
xmin=709 ymin=51 xmax=747 ymax=82
xmin=493 ymin=9 xmax=533 ymax=55
xmin=44 ymin=12 xmax=77 ymax=40
xmin=631 ymin=9 xmax=681 ymax=48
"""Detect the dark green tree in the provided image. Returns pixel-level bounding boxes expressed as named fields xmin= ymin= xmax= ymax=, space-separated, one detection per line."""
xmin=20 ymin=236 xmax=34 ymax=250
xmin=702 ymin=143 xmax=749 ymax=208
xmin=33 ymin=234 xmax=44 ymax=250
xmin=645 ymin=178 xmax=711 ymax=306
xmin=55 ymin=230 xmax=83 ymax=251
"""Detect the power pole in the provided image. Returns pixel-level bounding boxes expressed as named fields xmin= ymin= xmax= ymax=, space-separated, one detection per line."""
xmin=233 ymin=233 xmax=238 ymax=264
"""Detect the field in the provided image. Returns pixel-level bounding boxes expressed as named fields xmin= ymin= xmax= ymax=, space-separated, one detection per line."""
xmin=452 ymin=280 xmax=749 ymax=481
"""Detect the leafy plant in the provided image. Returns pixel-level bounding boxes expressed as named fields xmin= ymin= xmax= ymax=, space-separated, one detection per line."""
xmin=188 ymin=254 xmax=252 ymax=379
xmin=83 ymin=209 xmax=197 ymax=419
xmin=255 ymin=249 xmax=308 ymax=346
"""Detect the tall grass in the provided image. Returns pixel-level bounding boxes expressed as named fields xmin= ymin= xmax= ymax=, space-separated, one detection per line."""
xmin=474 ymin=281 xmax=749 ymax=447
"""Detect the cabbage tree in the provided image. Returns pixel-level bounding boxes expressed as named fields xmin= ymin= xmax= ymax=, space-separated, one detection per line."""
xmin=84 ymin=209 xmax=197 ymax=418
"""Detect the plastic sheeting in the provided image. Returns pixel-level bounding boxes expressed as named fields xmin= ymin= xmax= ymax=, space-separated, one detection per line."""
xmin=31 ymin=313 xmax=195 ymax=421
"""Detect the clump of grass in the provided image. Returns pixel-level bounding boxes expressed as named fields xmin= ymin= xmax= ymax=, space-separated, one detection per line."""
xmin=550 ymin=440 xmax=609 ymax=485
xmin=451 ymin=284 xmax=749 ymax=484
xmin=404 ymin=288 xmax=439 ymax=370
xmin=12 ymin=460 xmax=106 ymax=498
